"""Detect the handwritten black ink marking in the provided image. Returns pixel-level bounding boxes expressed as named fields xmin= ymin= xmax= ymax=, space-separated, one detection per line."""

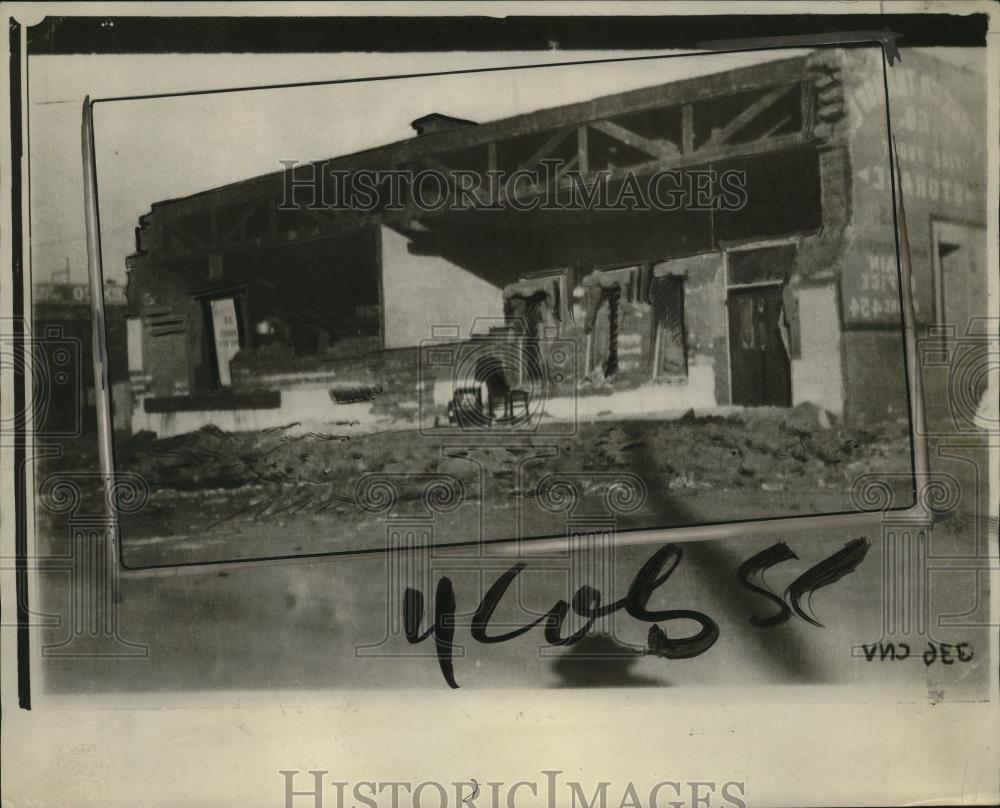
xmin=626 ymin=544 xmax=719 ymax=658
xmin=404 ymin=578 xmax=458 ymax=689
xmin=784 ymin=538 xmax=871 ymax=627
xmin=406 ymin=539 xmax=871 ymax=686
xmin=737 ymin=542 xmax=799 ymax=627
xmin=408 ymin=543 xmax=722 ymax=687
xmin=471 ymin=564 xmax=546 ymax=644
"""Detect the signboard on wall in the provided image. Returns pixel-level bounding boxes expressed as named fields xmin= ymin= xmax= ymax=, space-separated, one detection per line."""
xmin=840 ymin=50 xmax=987 ymax=328
xmin=34 ymin=281 xmax=128 ymax=306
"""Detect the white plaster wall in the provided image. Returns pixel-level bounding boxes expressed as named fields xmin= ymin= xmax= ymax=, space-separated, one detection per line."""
xmin=792 ymin=283 xmax=844 ymax=415
xmin=544 ymin=366 xmax=718 ymax=421
xmin=379 ymin=225 xmax=504 ymax=349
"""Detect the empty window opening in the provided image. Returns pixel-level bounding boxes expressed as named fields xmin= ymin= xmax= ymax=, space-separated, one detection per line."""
xmin=651 ymin=275 xmax=688 ymax=379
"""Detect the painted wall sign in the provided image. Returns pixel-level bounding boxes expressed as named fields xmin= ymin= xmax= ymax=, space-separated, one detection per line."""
xmin=840 ymin=50 xmax=987 ymax=327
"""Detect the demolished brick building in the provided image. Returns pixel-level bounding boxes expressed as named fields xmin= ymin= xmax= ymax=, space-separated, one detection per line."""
xmin=123 ymin=49 xmax=987 ymax=438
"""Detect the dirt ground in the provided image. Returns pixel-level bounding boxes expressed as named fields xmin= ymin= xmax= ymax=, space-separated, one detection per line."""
xmin=29 ymin=408 xmax=993 ymax=696
xmin=41 ymin=403 xmax=914 ymax=567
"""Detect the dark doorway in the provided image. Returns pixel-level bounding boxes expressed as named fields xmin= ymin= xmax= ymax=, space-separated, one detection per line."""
xmin=727 ymin=285 xmax=791 ymax=407
xmin=200 ymin=292 xmax=246 ymax=390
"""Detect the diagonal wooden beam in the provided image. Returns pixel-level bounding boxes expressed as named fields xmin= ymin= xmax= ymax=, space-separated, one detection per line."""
xmin=703 ymin=83 xmax=798 ymax=150
xmin=545 ymin=129 xmax=812 ymax=200
xmin=555 ymin=154 xmax=579 ymax=183
xmin=420 ymin=154 xmax=496 ymax=206
xmin=153 ymin=57 xmax=813 ymax=222
xmin=759 ymin=115 xmax=793 ymax=140
xmin=590 ymin=119 xmax=680 ymax=161
xmin=518 ymin=128 xmax=573 ymax=173
xmin=164 ymin=218 xmax=209 ymax=251
xmin=420 ymin=155 xmax=456 ymax=177
xmin=220 ymin=198 xmax=267 ymax=244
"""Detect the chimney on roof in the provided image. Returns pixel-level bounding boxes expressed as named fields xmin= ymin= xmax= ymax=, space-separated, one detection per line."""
xmin=410 ymin=113 xmax=478 ymax=137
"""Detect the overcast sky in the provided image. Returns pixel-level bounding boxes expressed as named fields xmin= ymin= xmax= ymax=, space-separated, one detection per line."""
xmin=28 ymin=47 xmax=983 ymax=287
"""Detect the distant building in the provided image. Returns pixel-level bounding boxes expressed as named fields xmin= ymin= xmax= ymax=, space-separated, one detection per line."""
xmin=124 ymin=49 xmax=987 ymax=438
xmin=32 ymin=278 xmax=130 ymax=434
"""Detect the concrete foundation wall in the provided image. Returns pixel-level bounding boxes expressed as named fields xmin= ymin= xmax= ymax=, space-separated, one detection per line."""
xmin=131 ymin=386 xmax=424 ymax=438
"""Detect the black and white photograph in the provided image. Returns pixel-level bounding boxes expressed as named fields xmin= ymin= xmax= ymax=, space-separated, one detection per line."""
xmin=91 ymin=44 xmax=926 ymax=566
xmin=2 ymin=4 xmax=998 ymax=807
